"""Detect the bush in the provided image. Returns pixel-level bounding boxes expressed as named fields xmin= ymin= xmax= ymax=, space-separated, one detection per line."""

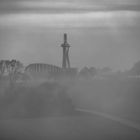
xmin=0 ymin=82 xmax=75 ymax=118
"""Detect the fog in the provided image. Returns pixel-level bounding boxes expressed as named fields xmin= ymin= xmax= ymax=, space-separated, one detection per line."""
xmin=0 ymin=0 xmax=140 ymax=139
xmin=0 ymin=80 xmax=75 ymax=119
xmin=0 ymin=0 xmax=140 ymax=71
xmin=0 ymin=75 xmax=140 ymax=139
xmin=69 ymin=77 xmax=140 ymax=122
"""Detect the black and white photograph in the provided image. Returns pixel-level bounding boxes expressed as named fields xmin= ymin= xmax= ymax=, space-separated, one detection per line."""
xmin=0 ymin=0 xmax=140 ymax=140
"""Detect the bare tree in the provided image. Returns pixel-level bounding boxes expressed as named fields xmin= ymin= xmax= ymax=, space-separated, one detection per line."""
xmin=0 ymin=60 xmax=11 ymax=78
xmin=7 ymin=60 xmax=24 ymax=85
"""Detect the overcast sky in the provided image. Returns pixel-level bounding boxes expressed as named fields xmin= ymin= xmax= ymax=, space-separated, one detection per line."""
xmin=0 ymin=0 xmax=140 ymax=71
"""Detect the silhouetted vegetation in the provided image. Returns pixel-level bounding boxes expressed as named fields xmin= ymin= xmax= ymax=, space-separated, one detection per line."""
xmin=0 ymin=82 xmax=75 ymax=119
xmin=127 ymin=61 xmax=140 ymax=76
xmin=79 ymin=66 xmax=97 ymax=79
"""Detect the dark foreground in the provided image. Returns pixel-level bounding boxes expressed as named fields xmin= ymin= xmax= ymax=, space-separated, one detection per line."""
xmin=0 ymin=111 xmax=140 ymax=140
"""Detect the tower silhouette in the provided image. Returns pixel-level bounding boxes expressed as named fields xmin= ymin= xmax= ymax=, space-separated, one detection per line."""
xmin=61 ymin=33 xmax=71 ymax=69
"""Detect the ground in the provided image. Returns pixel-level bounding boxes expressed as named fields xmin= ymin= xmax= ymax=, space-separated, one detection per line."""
xmin=0 ymin=112 xmax=140 ymax=140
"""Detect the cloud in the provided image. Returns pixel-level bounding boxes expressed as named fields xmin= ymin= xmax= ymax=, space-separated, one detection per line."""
xmin=0 ymin=11 xmax=139 ymax=28
xmin=15 ymin=1 xmax=140 ymax=11
xmin=0 ymin=0 xmax=140 ymax=15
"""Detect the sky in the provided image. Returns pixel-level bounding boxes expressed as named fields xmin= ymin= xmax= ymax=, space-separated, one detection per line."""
xmin=0 ymin=0 xmax=140 ymax=71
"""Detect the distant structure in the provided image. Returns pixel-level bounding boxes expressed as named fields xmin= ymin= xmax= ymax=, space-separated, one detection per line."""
xmin=61 ymin=33 xmax=70 ymax=69
xmin=25 ymin=63 xmax=63 ymax=80
xmin=16 ymin=33 xmax=77 ymax=81
xmin=0 ymin=34 xmax=78 ymax=83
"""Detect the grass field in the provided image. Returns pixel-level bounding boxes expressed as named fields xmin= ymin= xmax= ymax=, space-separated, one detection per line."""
xmin=69 ymin=77 xmax=140 ymax=123
xmin=0 ymin=113 xmax=140 ymax=140
xmin=0 ymin=77 xmax=140 ymax=139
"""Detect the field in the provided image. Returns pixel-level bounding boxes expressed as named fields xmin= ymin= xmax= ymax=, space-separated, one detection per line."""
xmin=69 ymin=77 xmax=140 ymax=123
xmin=1 ymin=113 xmax=140 ymax=140
xmin=0 ymin=77 xmax=140 ymax=139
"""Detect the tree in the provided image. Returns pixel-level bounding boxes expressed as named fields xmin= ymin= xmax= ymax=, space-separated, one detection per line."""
xmin=8 ymin=60 xmax=24 ymax=85
xmin=0 ymin=60 xmax=11 ymax=78
xmin=89 ymin=67 xmax=97 ymax=76
xmin=79 ymin=66 xmax=97 ymax=79
xmin=129 ymin=61 xmax=140 ymax=76
xmin=100 ymin=67 xmax=112 ymax=73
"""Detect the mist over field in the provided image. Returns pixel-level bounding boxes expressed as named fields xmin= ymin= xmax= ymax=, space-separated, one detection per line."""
xmin=0 ymin=81 xmax=74 ymax=119
xmin=69 ymin=77 xmax=140 ymax=122
xmin=0 ymin=75 xmax=140 ymax=139
xmin=0 ymin=0 xmax=140 ymax=139
xmin=0 ymin=72 xmax=140 ymax=121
